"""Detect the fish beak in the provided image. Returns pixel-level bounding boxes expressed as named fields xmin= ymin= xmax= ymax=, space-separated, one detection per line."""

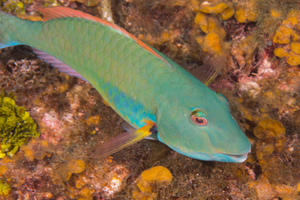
xmin=224 ymin=149 xmax=251 ymax=163
xmin=227 ymin=153 xmax=248 ymax=162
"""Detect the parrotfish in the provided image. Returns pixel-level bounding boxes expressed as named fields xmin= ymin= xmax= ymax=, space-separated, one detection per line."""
xmin=0 ymin=7 xmax=251 ymax=162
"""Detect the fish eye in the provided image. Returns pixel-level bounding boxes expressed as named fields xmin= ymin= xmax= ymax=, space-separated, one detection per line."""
xmin=191 ymin=110 xmax=208 ymax=126
xmin=217 ymin=93 xmax=229 ymax=105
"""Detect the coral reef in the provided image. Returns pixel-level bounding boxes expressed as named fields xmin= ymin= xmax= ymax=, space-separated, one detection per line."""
xmin=0 ymin=0 xmax=300 ymax=199
xmin=193 ymin=1 xmax=231 ymax=55
xmin=273 ymin=9 xmax=300 ymax=65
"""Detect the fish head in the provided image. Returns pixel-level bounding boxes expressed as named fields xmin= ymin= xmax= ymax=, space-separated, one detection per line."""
xmin=156 ymin=83 xmax=251 ymax=163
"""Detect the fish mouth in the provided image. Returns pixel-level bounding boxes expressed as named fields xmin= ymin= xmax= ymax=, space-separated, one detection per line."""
xmin=223 ymin=152 xmax=249 ymax=163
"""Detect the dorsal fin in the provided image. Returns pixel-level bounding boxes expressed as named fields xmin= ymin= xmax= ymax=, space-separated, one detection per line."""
xmin=37 ymin=7 xmax=171 ymax=67
xmin=190 ymin=54 xmax=227 ymax=86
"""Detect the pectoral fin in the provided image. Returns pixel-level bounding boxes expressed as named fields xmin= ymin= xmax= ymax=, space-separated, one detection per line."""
xmin=90 ymin=122 xmax=157 ymax=158
xmin=122 ymin=122 xmax=136 ymax=132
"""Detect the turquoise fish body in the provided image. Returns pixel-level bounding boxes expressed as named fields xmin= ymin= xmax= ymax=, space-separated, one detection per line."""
xmin=0 ymin=7 xmax=251 ymax=162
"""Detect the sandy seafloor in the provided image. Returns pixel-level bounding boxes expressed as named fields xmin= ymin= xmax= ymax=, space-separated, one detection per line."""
xmin=0 ymin=0 xmax=300 ymax=199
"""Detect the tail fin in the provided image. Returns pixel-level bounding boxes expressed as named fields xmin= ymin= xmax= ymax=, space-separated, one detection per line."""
xmin=0 ymin=11 xmax=21 ymax=49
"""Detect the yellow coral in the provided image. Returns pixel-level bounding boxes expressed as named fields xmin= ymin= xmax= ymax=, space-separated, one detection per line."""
xmin=1 ymin=157 xmax=12 ymax=164
xmin=21 ymin=139 xmax=49 ymax=161
xmin=274 ymin=47 xmax=288 ymax=58
xmin=199 ymin=2 xmax=228 ymax=14
xmin=287 ymin=9 xmax=300 ymax=25
xmin=253 ymin=119 xmax=285 ymax=140
xmin=236 ymin=101 xmax=262 ymax=123
xmin=272 ymin=10 xmax=300 ymax=66
xmin=220 ymin=7 xmax=235 ymax=20
xmin=85 ymin=115 xmax=101 ymax=126
xmin=249 ymin=179 xmax=299 ymax=199
xmin=66 ymin=186 xmax=78 ymax=199
xmin=69 ymin=159 xmax=85 ymax=173
xmin=161 ymin=31 xmax=171 ymax=42
xmin=208 ymin=17 xmax=218 ymax=32
xmin=196 ymin=32 xmax=222 ymax=55
xmin=57 ymin=83 xmax=69 ymax=93
xmin=274 ymin=136 xmax=287 ymax=152
xmin=194 ymin=2 xmax=232 ymax=55
xmin=133 ymin=166 xmax=172 ymax=199
xmin=195 ymin=14 xmax=226 ymax=39
xmin=195 ymin=12 xmax=208 ymax=33
xmin=207 ymin=17 xmax=219 ymax=34
xmin=255 ymin=141 xmax=274 ymax=160
xmin=64 ymin=159 xmax=86 ymax=181
xmin=275 ymin=185 xmax=298 ymax=199
xmin=235 ymin=8 xmax=247 ymax=23
xmin=270 ymin=9 xmax=282 ymax=18
xmin=287 ymin=16 xmax=298 ymax=26
xmin=273 ymin=25 xmax=297 ymax=44
xmin=79 ymin=187 xmax=95 ymax=198
xmin=136 ymin=166 xmax=172 ymax=193
xmin=0 ymin=166 xmax=7 ymax=175
xmin=290 ymin=30 xmax=299 ymax=41
xmin=235 ymin=0 xmax=258 ymax=23
xmin=290 ymin=42 xmax=300 ymax=54
xmin=195 ymin=12 xmax=207 ymax=26
xmin=189 ymin=0 xmax=200 ymax=12
xmin=286 ymin=52 xmax=300 ymax=66
xmin=75 ymin=174 xmax=89 ymax=189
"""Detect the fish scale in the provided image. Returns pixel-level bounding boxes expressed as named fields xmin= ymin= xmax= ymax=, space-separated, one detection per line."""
xmin=0 ymin=7 xmax=251 ymax=162
xmin=2 ymin=16 xmax=155 ymax=126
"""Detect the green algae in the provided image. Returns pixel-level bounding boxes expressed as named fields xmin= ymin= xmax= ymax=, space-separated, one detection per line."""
xmin=1 ymin=0 xmax=31 ymax=14
xmin=0 ymin=178 xmax=10 ymax=197
xmin=0 ymin=91 xmax=39 ymax=158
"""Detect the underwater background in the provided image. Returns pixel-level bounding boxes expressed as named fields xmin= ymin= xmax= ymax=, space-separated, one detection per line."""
xmin=0 ymin=0 xmax=300 ymax=199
